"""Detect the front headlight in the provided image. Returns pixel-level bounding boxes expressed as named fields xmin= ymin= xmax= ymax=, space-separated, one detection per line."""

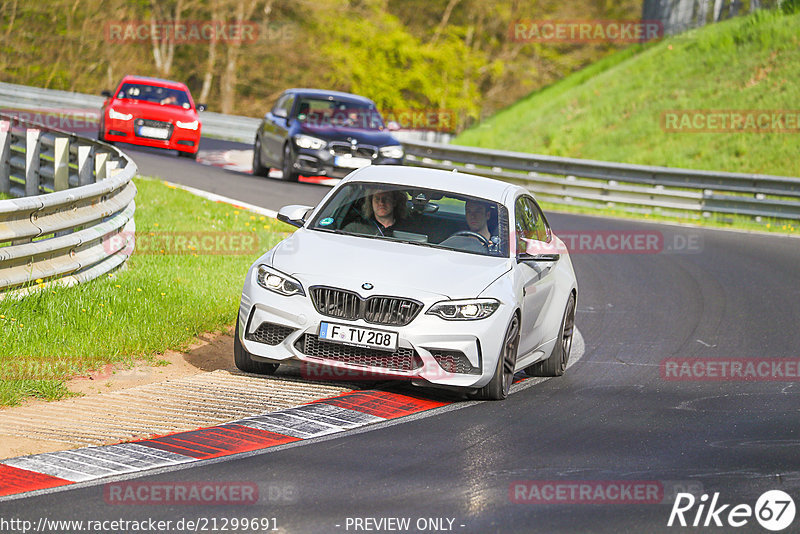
xmin=176 ymin=119 xmax=199 ymax=130
xmin=379 ymin=145 xmax=404 ymax=159
xmin=256 ymin=265 xmax=305 ymax=296
xmin=294 ymin=134 xmax=326 ymax=150
xmin=108 ymin=108 xmax=133 ymax=121
xmin=427 ymin=298 xmax=500 ymax=320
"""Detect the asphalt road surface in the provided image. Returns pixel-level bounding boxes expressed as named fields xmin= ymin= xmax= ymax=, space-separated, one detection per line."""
xmin=2 ymin=137 xmax=799 ymax=534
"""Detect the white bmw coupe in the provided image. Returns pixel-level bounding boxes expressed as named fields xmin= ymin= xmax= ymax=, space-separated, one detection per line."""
xmin=236 ymin=166 xmax=577 ymax=400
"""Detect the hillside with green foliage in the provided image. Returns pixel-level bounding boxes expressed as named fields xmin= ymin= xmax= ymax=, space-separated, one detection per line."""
xmin=0 ymin=0 xmax=639 ymax=128
xmin=456 ymin=10 xmax=800 ymax=178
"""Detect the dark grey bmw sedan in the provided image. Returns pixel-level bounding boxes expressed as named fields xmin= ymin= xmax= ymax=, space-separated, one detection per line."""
xmin=252 ymin=88 xmax=404 ymax=181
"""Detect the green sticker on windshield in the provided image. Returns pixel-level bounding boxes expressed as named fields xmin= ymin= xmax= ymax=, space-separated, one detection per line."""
xmin=319 ymin=217 xmax=334 ymax=226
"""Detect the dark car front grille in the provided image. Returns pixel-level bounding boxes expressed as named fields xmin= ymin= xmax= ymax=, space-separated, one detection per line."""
xmin=295 ymin=334 xmax=423 ymax=371
xmin=310 ymin=286 xmax=422 ymax=327
xmin=430 ymin=349 xmax=481 ymax=375
xmin=311 ymin=287 xmax=361 ymax=321
xmin=329 ymin=142 xmax=377 ymax=159
xmin=246 ymin=322 xmax=296 ymax=346
xmin=355 ymin=146 xmax=377 ymax=158
xmin=363 ymin=297 xmax=422 ymax=326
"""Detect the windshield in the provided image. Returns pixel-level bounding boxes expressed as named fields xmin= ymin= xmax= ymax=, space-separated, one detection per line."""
xmin=309 ymin=182 xmax=509 ymax=258
xmin=295 ymin=98 xmax=384 ymax=130
xmin=117 ymin=83 xmax=192 ymax=109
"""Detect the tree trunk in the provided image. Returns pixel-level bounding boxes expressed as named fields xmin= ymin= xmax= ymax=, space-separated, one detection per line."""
xmin=697 ymin=0 xmax=710 ymax=27
xmin=713 ymin=0 xmax=724 ymax=21
xmin=2 ymin=0 xmax=18 ymax=43
xmin=150 ymin=0 xmax=184 ymax=76
xmin=199 ymin=0 xmax=220 ymax=105
xmin=430 ymin=0 xmax=460 ymax=45
xmin=220 ymin=0 xmax=264 ymax=115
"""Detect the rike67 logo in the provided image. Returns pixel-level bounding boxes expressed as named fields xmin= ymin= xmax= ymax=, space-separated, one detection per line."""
xmin=668 ymin=490 xmax=795 ymax=531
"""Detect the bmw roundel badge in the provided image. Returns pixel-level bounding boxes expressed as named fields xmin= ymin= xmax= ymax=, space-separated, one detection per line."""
xmin=362 ymin=283 xmax=374 ymax=290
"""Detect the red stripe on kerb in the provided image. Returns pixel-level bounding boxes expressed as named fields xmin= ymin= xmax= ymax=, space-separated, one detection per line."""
xmin=0 ymin=464 xmax=73 ymax=496
xmin=298 ymin=175 xmax=329 ymax=184
xmin=135 ymin=425 xmax=299 ymax=459
xmin=314 ymin=391 xmax=450 ymax=419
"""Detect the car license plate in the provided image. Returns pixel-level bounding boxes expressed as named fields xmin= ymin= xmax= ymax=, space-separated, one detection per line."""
xmin=334 ymin=155 xmax=371 ymax=169
xmin=137 ymin=126 xmax=169 ymax=139
xmin=318 ymin=322 xmax=398 ymax=352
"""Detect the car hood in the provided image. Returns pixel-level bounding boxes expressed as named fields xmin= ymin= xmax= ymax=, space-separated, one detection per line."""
xmin=298 ymin=124 xmax=398 ymax=147
xmin=270 ymin=229 xmax=512 ymax=300
xmin=109 ymin=100 xmax=199 ymax=122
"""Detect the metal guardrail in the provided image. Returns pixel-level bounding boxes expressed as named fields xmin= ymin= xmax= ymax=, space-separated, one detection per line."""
xmin=0 ymin=81 xmax=263 ymax=144
xmin=0 ymin=113 xmax=137 ymax=296
xmin=0 ymin=81 xmax=450 ymax=144
xmin=403 ymin=141 xmax=800 ymax=221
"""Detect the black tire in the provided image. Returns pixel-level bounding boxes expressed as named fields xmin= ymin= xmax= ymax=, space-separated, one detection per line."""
xmin=234 ymin=319 xmax=279 ymax=375
xmin=252 ymin=136 xmax=269 ymax=176
xmin=526 ymin=293 xmax=575 ymax=377
xmin=178 ymin=150 xmax=197 ymax=160
xmin=281 ymin=143 xmax=299 ymax=182
xmin=475 ymin=314 xmax=520 ymax=400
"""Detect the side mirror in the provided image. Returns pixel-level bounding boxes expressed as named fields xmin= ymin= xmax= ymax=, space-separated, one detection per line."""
xmin=277 ymin=204 xmax=314 ymax=228
xmin=387 ymin=120 xmax=401 ymax=131
xmin=197 ymin=103 xmax=207 ymax=112
xmin=101 ymin=90 xmax=112 ymax=98
xmin=273 ymin=108 xmax=288 ymax=119
xmin=517 ymin=252 xmax=560 ymax=263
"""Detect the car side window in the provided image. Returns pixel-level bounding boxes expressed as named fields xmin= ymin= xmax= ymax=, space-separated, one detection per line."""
xmin=272 ymin=95 xmax=294 ymax=118
xmin=515 ymin=196 xmax=551 ymax=252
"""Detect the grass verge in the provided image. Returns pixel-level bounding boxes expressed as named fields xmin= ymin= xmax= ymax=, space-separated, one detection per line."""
xmin=457 ymin=10 xmax=800 ymax=176
xmin=0 ymin=177 xmax=295 ymax=407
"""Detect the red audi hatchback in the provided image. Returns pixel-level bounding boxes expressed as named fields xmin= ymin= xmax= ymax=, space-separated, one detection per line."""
xmin=99 ymin=75 xmax=203 ymax=159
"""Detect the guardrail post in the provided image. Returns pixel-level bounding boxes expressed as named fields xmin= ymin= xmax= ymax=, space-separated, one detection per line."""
xmin=53 ymin=137 xmax=69 ymax=191
xmin=77 ymin=145 xmax=92 ymax=186
xmin=106 ymin=160 xmax=120 ymax=177
xmin=0 ymin=119 xmax=9 ymax=195
xmin=25 ymin=128 xmax=41 ymax=196
xmin=94 ymin=151 xmax=109 ymax=181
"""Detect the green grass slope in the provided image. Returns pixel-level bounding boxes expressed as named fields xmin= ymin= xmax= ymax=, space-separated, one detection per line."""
xmin=456 ymin=10 xmax=800 ymax=178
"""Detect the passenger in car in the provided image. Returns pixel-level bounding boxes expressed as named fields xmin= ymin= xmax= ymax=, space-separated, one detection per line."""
xmin=464 ymin=199 xmax=501 ymax=253
xmin=465 ymin=200 xmax=495 ymax=241
xmin=344 ymin=188 xmax=409 ymax=237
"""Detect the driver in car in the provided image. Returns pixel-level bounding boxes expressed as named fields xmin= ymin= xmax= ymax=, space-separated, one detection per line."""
xmin=344 ymin=188 xmax=409 ymax=237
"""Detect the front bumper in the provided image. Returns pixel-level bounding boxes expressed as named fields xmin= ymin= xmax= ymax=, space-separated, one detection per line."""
xmin=239 ymin=277 xmax=512 ymax=389
xmin=292 ymin=146 xmax=403 ymax=178
xmin=103 ymin=117 xmax=201 ymax=154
